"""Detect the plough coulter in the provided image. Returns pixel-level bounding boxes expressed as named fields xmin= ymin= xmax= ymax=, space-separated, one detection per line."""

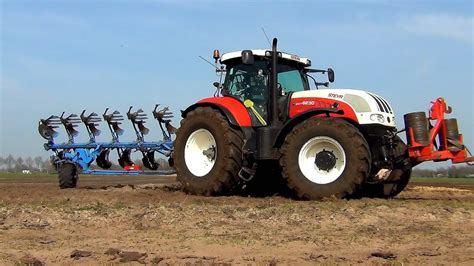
xmin=39 ymin=38 xmax=473 ymax=198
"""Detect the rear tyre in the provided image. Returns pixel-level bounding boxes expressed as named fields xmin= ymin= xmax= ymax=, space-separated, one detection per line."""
xmin=357 ymin=136 xmax=412 ymax=198
xmin=58 ymin=163 xmax=78 ymax=189
xmin=173 ymin=107 xmax=244 ymax=196
xmin=280 ymin=118 xmax=370 ymax=199
xmin=361 ymin=169 xmax=412 ymax=198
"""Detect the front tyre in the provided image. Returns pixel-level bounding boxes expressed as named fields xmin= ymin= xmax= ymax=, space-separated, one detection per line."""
xmin=173 ymin=107 xmax=244 ymax=196
xmin=280 ymin=118 xmax=370 ymax=199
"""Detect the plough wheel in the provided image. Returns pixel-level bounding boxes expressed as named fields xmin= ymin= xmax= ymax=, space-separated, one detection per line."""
xmin=173 ymin=107 xmax=243 ymax=196
xmin=58 ymin=163 xmax=78 ymax=189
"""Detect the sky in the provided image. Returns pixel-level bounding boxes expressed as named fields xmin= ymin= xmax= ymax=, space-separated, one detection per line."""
xmin=0 ymin=0 xmax=473 ymax=169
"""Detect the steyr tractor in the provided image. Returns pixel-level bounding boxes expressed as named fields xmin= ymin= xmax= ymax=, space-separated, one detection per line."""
xmin=38 ymin=38 xmax=473 ymax=199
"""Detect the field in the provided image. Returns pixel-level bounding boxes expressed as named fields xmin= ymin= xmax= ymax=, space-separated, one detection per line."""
xmin=0 ymin=173 xmax=473 ymax=265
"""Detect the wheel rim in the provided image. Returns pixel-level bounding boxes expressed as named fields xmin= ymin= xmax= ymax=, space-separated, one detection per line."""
xmin=184 ymin=129 xmax=217 ymax=177
xmin=298 ymin=136 xmax=346 ymax=184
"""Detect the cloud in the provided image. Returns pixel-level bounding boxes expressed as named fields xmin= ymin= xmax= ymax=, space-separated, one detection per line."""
xmin=400 ymin=14 xmax=473 ymax=43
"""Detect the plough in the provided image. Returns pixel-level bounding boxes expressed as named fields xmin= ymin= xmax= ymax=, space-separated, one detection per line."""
xmin=38 ymin=105 xmax=176 ymax=176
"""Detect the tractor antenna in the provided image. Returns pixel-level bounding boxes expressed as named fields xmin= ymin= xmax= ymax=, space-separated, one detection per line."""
xmin=261 ymin=27 xmax=271 ymax=47
xmin=198 ymin=56 xmax=220 ymax=71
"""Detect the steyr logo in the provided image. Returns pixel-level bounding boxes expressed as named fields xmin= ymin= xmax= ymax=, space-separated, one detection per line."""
xmin=328 ymin=93 xmax=343 ymax=99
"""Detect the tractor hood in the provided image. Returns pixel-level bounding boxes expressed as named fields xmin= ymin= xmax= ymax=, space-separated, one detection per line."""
xmin=291 ymin=89 xmax=396 ymax=127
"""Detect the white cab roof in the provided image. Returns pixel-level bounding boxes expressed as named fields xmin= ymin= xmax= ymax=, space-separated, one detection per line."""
xmin=220 ymin=49 xmax=311 ymax=66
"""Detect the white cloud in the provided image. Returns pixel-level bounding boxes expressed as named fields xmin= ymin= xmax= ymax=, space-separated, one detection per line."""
xmin=401 ymin=14 xmax=473 ymax=43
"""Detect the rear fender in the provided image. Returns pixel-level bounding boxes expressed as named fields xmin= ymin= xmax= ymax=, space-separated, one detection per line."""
xmin=181 ymin=97 xmax=252 ymax=127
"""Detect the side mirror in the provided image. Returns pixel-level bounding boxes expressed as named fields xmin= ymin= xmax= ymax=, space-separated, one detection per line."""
xmin=327 ymin=68 xmax=335 ymax=83
xmin=241 ymin=50 xmax=254 ymax=65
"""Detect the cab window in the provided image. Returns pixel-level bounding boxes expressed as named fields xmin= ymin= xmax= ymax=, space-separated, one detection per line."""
xmin=277 ymin=66 xmax=306 ymax=93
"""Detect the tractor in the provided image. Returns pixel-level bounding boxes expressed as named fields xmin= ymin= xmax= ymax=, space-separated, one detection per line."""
xmin=38 ymin=38 xmax=473 ymax=199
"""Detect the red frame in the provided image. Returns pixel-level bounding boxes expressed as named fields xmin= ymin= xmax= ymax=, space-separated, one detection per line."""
xmin=406 ymin=97 xmax=473 ymax=164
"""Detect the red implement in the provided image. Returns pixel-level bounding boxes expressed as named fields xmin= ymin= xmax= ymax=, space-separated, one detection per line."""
xmin=406 ymin=97 xmax=473 ymax=164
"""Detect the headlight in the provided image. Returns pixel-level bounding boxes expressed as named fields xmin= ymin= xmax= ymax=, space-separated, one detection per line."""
xmin=370 ymin=114 xmax=385 ymax=123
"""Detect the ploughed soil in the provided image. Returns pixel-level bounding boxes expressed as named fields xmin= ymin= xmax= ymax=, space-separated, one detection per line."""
xmin=0 ymin=175 xmax=473 ymax=265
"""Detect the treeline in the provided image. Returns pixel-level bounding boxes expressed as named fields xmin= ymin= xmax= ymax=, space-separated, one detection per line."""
xmin=0 ymin=155 xmax=55 ymax=173
xmin=412 ymin=165 xmax=474 ymax=178
xmin=0 ymin=155 xmax=172 ymax=173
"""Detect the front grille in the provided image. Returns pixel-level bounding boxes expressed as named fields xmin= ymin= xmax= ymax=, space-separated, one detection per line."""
xmin=368 ymin=93 xmax=393 ymax=114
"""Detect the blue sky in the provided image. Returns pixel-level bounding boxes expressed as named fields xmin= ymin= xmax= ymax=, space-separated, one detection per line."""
xmin=1 ymin=0 xmax=473 ymax=168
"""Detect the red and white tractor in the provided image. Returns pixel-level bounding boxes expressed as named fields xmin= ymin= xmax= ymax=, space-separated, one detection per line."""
xmin=173 ymin=38 xmax=473 ymax=199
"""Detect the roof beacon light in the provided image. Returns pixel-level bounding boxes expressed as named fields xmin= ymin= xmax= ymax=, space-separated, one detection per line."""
xmin=213 ymin=49 xmax=220 ymax=63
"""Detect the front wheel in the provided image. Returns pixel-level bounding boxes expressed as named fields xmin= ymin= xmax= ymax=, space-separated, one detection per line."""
xmin=280 ymin=118 xmax=371 ymax=199
xmin=173 ymin=107 xmax=244 ymax=196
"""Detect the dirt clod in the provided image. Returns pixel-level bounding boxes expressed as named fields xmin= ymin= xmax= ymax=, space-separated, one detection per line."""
xmin=150 ymin=256 xmax=165 ymax=264
xmin=370 ymin=250 xmax=396 ymax=260
xmin=70 ymin=250 xmax=93 ymax=259
xmin=38 ymin=239 xmax=55 ymax=244
xmin=309 ymin=254 xmax=328 ymax=261
xmin=119 ymin=251 xmax=147 ymax=263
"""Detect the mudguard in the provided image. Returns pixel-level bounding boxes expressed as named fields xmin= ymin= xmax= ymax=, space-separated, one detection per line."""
xmin=275 ymin=108 xmax=345 ymax=147
xmin=182 ymin=97 xmax=252 ymax=127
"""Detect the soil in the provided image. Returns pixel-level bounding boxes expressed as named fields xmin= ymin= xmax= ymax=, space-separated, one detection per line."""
xmin=0 ymin=175 xmax=473 ymax=265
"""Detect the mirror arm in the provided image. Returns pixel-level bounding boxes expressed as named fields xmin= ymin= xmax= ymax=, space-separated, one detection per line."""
xmin=315 ymin=82 xmax=329 ymax=87
xmin=306 ymin=74 xmax=320 ymax=90
xmin=306 ymin=68 xmax=326 ymax=74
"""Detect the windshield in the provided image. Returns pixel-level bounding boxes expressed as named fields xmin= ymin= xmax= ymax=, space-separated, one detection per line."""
xmin=223 ymin=61 xmax=307 ymax=101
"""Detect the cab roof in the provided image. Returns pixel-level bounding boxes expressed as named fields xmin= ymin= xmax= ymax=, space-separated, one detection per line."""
xmin=220 ymin=49 xmax=311 ymax=67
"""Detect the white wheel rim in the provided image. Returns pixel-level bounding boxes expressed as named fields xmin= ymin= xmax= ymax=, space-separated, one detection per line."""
xmin=298 ymin=136 xmax=346 ymax=184
xmin=184 ymin=129 xmax=217 ymax=177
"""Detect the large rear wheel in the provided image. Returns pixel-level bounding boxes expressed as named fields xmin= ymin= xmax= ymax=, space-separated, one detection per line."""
xmin=356 ymin=136 xmax=412 ymax=198
xmin=280 ymin=118 xmax=370 ymax=199
xmin=173 ymin=107 xmax=244 ymax=196
xmin=361 ymin=169 xmax=412 ymax=198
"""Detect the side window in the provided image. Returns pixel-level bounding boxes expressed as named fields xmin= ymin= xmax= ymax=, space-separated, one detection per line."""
xmin=278 ymin=70 xmax=305 ymax=93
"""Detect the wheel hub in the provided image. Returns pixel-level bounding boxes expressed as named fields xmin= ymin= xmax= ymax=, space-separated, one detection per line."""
xmin=297 ymin=136 xmax=346 ymax=184
xmin=202 ymin=146 xmax=216 ymax=161
xmin=314 ymin=149 xmax=337 ymax=172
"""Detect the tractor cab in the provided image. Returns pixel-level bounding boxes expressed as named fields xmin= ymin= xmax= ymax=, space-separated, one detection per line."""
xmin=219 ymin=49 xmax=314 ymax=125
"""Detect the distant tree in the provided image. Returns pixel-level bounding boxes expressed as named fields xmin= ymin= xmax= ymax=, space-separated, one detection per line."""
xmin=25 ymin=157 xmax=34 ymax=170
xmin=413 ymin=165 xmax=474 ymax=178
xmin=34 ymin=156 xmax=44 ymax=172
xmin=44 ymin=158 xmax=56 ymax=173
xmin=5 ymin=154 xmax=15 ymax=172
xmin=14 ymin=157 xmax=25 ymax=171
